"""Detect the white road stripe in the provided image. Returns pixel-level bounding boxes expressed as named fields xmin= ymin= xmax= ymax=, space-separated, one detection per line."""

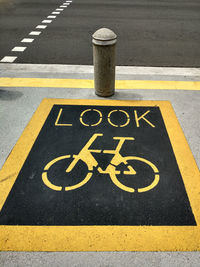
xmin=0 ymin=0 xmax=74 ymax=64
xmin=12 ymin=47 xmax=27 ymax=52
xmin=0 ymin=56 xmax=17 ymax=63
xmin=29 ymin=31 xmax=41 ymax=35
xmin=36 ymin=25 xmax=47 ymax=29
xmin=42 ymin=20 xmax=52 ymax=23
xmin=21 ymin=38 xmax=34 ymax=43
xmin=47 ymin=15 xmax=56 ymax=19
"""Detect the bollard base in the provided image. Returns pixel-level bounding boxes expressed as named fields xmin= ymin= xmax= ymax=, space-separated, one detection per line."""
xmin=95 ymin=91 xmax=115 ymax=97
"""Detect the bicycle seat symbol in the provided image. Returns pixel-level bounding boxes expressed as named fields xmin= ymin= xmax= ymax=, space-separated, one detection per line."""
xmin=42 ymin=133 xmax=159 ymax=193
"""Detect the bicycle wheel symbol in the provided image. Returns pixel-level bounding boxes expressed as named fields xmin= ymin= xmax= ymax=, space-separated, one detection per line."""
xmin=42 ymin=155 xmax=92 ymax=191
xmin=109 ymin=156 xmax=159 ymax=193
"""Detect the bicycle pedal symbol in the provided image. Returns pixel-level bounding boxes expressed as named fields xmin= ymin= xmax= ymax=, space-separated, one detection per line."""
xmin=42 ymin=133 xmax=160 ymax=193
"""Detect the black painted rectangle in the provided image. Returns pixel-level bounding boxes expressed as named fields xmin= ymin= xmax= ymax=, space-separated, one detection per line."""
xmin=0 ymin=105 xmax=196 ymax=225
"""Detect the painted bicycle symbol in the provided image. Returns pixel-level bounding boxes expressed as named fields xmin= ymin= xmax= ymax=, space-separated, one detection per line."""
xmin=42 ymin=133 xmax=159 ymax=193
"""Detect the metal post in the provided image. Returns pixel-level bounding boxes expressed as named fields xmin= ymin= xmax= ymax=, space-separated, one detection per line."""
xmin=92 ymin=28 xmax=117 ymax=97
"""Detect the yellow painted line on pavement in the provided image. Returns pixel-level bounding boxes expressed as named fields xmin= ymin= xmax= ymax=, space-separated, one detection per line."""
xmin=0 ymin=77 xmax=200 ymax=90
xmin=1 ymin=226 xmax=200 ymax=251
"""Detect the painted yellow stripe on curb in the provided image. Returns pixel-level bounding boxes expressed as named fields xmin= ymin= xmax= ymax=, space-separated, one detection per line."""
xmin=0 ymin=78 xmax=200 ymax=90
xmin=116 ymin=80 xmax=200 ymax=90
xmin=0 ymin=78 xmax=94 ymax=89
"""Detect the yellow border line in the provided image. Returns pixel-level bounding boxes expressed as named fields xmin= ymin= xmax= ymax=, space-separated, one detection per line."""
xmin=1 ymin=226 xmax=200 ymax=251
xmin=0 ymin=99 xmax=200 ymax=251
xmin=0 ymin=78 xmax=200 ymax=90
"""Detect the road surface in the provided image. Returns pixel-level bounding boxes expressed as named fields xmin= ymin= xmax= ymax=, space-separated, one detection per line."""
xmin=0 ymin=0 xmax=200 ymax=66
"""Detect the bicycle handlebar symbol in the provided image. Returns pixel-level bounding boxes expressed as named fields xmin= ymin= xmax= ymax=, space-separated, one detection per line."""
xmin=42 ymin=133 xmax=160 ymax=193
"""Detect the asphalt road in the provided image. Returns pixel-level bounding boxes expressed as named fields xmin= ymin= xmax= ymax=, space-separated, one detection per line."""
xmin=0 ymin=0 xmax=200 ymax=66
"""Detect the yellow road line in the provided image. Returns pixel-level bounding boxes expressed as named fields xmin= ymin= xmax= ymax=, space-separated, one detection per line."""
xmin=0 ymin=78 xmax=200 ymax=90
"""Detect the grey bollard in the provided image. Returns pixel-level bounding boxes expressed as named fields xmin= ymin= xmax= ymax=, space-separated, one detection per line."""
xmin=92 ymin=28 xmax=117 ymax=97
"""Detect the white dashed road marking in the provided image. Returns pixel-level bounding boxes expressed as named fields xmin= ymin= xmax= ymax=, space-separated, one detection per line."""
xmin=36 ymin=25 xmax=47 ymax=29
xmin=21 ymin=38 xmax=34 ymax=43
xmin=0 ymin=0 xmax=73 ymax=63
xmin=0 ymin=56 xmax=17 ymax=63
xmin=29 ymin=31 xmax=41 ymax=35
xmin=12 ymin=47 xmax=27 ymax=52
xmin=42 ymin=20 xmax=52 ymax=23
xmin=47 ymin=16 xmax=56 ymax=19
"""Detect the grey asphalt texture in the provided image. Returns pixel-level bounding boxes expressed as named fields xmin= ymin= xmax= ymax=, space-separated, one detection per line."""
xmin=0 ymin=0 xmax=200 ymax=66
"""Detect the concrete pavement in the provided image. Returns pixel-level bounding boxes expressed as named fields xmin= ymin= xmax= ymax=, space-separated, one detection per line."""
xmin=0 ymin=63 xmax=200 ymax=265
xmin=1 ymin=64 xmax=200 ymax=170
